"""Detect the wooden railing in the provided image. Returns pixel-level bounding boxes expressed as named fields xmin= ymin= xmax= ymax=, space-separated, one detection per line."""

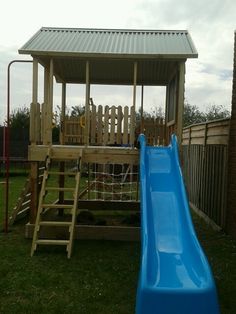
xmin=142 ymin=117 xmax=166 ymax=146
xmin=64 ymin=106 xmax=166 ymax=146
xmin=182 ymin=118 xmax=230 ymax=228
xmin=64 ymin=105 xmax=136 ymax=146
xmin=29 ymin=102 xmax=167 ymax=146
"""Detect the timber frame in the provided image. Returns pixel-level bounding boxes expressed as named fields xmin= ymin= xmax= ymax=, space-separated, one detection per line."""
xmin=17 ymin=28 xmax=197 ymax=239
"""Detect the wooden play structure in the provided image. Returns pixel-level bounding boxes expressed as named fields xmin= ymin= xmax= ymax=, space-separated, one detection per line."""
xmin=17 ymin=27 xmax=197 ymax=257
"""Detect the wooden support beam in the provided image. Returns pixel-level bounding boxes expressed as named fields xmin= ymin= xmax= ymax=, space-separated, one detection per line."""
xmin=140 ymin=85 xmax=144 ymax=134
xmin=85 ymin=61 xmax=90 ymax=146
xmin=59 ymin=83 xmax=66 ymax=210
xmin=176 ymin=61 xmax=185 ymax=144
xmin=42 ymin=66 xmax=49 ymax=144
xmin=130 ymin=62 xmax=138 ymax=145
xmin=32 ymin=59 xmax=38 ymax=104
xmin=28 ymin=145 xmax=139 ymax=164
xmin=30 ymin=59 xmax=38 ymax=144
xmin=25 ymin=223 xmax=140 ymax=242
xmin=60 ymin=83 xmax=66 ymax=145
xmin=43 ymin=59 xmax=54 ymax=145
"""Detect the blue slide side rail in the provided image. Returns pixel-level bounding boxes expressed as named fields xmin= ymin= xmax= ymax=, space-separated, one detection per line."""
xmin=136 ymin=134 xmax=220 ymax=314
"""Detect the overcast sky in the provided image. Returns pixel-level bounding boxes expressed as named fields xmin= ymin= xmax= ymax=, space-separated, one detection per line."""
xmin=0 ymin=0 xmax=235 ymax=123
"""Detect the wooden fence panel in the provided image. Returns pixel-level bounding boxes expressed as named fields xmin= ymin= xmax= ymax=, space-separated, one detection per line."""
xmin=182 ymin=118 xmax=229 ymax=228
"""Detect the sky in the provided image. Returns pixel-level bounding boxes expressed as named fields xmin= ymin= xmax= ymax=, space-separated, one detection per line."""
xmin=0 ymin=0 xmax=235 ymax=123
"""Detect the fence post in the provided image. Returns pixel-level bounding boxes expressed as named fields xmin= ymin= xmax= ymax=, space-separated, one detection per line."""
xmin=226 ymin=31 xmax=236 ymax=237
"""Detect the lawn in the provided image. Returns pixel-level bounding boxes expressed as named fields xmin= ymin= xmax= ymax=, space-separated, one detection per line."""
xmin=0 ymin=175 xmax=236 ymax=313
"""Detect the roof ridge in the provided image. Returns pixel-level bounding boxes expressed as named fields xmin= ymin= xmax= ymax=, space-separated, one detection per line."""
xmin=40 ymin=27 xmax=188 ymax=34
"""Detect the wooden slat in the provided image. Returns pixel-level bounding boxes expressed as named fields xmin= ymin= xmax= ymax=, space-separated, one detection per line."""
xmin=116 ymin=106 xmax=122 ymax=145
xmin=36 ymin=239 xmax=69 ymax=245
xmin=103 ymin=105 xmax=109 ymax=145
xmin=90 ymin=105 xmax=96 ymax=144
xmin=109 ymin=106 xmax=116 ymax=144
xmin=123 ymin=106 xmax=129 ymax=144
xmin=39 ymin=221 xmax=72 ymax=226
xmin=97 ymin=105 xmax=103 ymax=145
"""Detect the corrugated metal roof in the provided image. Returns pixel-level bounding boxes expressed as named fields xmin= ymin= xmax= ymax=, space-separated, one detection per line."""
xmin=19 ymin=27 xmax=198 ymax=58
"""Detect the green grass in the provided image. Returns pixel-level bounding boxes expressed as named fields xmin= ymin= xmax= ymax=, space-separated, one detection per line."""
xmin=0 ymin=176 xmax=236 ymax=313
xmin=0 ymin=174 xmax=28 ymax=223
xmin=0 ymin=225 xmax=140 ymax=314
xmin=192 ymin=214 xmax=236 ymax=313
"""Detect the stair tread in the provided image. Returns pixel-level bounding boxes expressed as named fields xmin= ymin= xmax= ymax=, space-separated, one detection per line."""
xmin=41 ymin=204 xmax=73 ymax=209
xmin=48 ymin=171 xmax=76 ymax=176
xmin=36 ymin=239 xmax=69 ymax=245
xmin=45 ymin=187 xmax=75 ymax=191
xmin=39 ymin=221 xmax=72 ymax=226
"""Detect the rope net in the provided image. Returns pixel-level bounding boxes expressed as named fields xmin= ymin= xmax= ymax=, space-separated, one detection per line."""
xmin=85 ymin=163 xmax=139 ymax=201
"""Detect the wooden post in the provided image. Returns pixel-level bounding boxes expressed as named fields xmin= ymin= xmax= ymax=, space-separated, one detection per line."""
xmin=176 ymin=61 xmax=185 ymax=144
xmin=30 ymin=58 xmax=38 ymax=145
xmin=130 ymin=62 xmax=137 ymax=145
xmin=226 ymin=32 xmax=236 ymax=237
xmin=59 ymin=83 xmax=66 ymax=211
xmin=164 ymin=85 xmax=170 ymax=144
xmin=85 ymin=61 xmax=90 ymax=146
xmin=60 ymin=83 xmax=66 ymax=145
xmin=140 ymin=85 xmax=144 ymax=134
xmin=44 ymin=59 xmax=54 ymax=145
xmin=42 ymin=66 xmax=49 ymax=144
xmin=29 ymin=59 xmax=39 ymax=223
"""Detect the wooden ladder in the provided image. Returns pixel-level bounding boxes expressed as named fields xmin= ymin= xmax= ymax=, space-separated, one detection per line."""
xmin=31 ymin=148 xmax=83 ymax=258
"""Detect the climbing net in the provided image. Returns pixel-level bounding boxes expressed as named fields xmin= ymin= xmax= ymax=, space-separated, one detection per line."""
xmin=85 ymin=163 xmax=139 ymax=201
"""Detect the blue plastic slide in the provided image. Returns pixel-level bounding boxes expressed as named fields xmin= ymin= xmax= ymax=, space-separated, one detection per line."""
xmin=136 ymin=134 xmax=220 ymax=314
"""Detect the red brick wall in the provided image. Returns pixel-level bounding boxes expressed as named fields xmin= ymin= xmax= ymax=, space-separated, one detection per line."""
xmin=226 ymin=32 xmax=236 ymax=237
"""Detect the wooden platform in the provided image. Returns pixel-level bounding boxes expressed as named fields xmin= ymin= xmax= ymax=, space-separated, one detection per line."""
xmin=25 ymin=223 xmax=140 ymax=242
xmin=28 ymin=145 xmax=139 ymax=164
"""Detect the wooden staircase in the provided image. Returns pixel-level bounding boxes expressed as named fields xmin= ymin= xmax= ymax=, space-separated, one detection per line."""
xmin=31 ymin=149 xmax=83 ymax=258
xmin=9 ymin=166 xmax=44 ymax=225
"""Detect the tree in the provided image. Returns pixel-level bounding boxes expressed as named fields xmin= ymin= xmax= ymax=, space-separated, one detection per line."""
xmin=150 ymin=106 xmax=165 ymax=119
xmin=8 ymin=106 xmax=30 ymax=129
xmin=183 ymin=103 xmax=230 ymax=127
xmin=183 ymin=103 xmax=205 ymax=127
xmin=70 ymin=105 xmax=85 ymax=117
xmin=205 ymin=104 xmax=230 ymax=121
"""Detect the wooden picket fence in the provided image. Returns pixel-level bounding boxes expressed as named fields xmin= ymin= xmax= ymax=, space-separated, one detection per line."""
xmin=64 ymin=107 xmax=166 ymax=146
xmin=142 ymin=117 xmax=166 ymax=146
xmin=64 ymin=105 xmax=136 ymax=146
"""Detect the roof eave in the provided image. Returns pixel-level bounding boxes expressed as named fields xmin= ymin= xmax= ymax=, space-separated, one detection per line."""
xmin=18 ymin=49 xmax=198 ymax=59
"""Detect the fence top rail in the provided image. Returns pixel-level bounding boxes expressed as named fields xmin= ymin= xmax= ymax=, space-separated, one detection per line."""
xmin=183 ymin=117 xmax=230 ymax=130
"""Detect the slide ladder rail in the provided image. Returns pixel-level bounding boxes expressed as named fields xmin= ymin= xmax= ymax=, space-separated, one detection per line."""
xmin=136 ymin=134 xmax=220 ymax=314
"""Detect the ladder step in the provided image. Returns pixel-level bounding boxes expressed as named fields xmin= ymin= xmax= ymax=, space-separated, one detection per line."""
xmin=48 ymin=171 xmax=76 ymax=176
xmin=39 ymin=221 xmax=72 ymax=227
xmin=36 ymin=240 xmax=69 ymax=245
xmin=45 ymin=187 xmax=75 ymax=192
xmin=41 ymin=204 xmax=73 ymax=209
